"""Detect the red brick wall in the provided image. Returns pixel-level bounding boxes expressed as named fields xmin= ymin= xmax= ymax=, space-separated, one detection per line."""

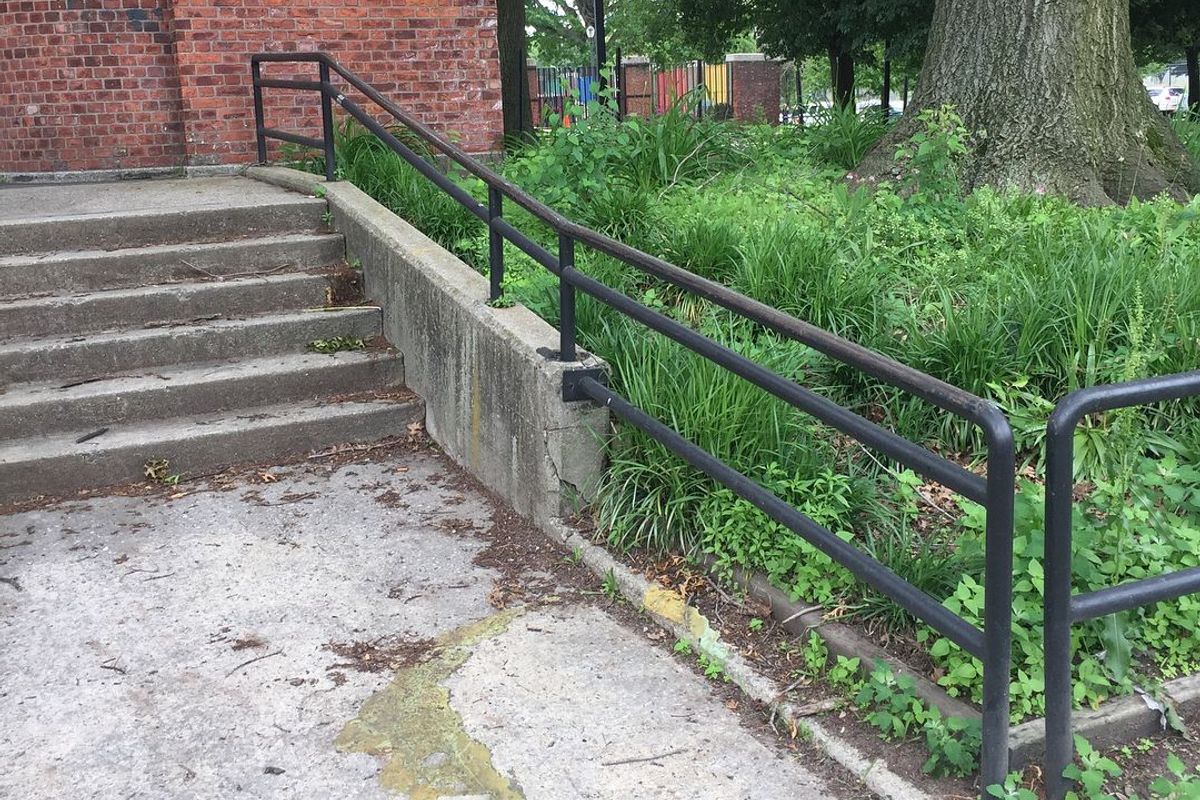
xmin=727 ymin=55 xmax=780 ymax=125
xmin=1 ymin=0 xmax=186 ymax=173
xmin=174 ymin=0 xmax=503 ymax=165
xmin=0 ymin=0 xmax=503 ymax=174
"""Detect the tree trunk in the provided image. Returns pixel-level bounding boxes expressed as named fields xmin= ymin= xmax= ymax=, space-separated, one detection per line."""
xmin=881 ymin=53 xmax=891 ymax=119
xmin=828 ymin=44 xmax=855 ymax=110
xmin=496 ymin=0 xmax=534 ymax=147
xmin=857 ymin=0 xmax=1200 ymax=205
xmin=1188 ymin=44 xmax=1199 ymax=114
xmin=797 ymin=65 xmax=805 ymax=125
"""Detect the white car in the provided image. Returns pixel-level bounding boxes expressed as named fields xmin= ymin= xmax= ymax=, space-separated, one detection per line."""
xmin=1148 ymin=86 xmax=1185 ymax=113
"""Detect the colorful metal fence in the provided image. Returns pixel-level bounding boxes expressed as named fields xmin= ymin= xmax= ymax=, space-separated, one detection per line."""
xmin=530 ymin=58 xmax=731 ymax=126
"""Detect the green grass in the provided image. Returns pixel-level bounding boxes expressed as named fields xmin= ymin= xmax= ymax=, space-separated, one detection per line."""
xmin=298 ymin=106 xmax=1200 ymax=732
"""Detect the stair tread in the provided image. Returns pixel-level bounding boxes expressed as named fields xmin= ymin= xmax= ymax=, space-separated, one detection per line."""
xmin=0 ymin=307 xmax=378 ymax=353
xmin=0 ymin=271 xmax=331 ymax=308
xmin=0 ymin=232 xmax=343 ymax=270
xmin=0 ymin=393 xmax=421 ymax=464
xmin=0 ymin=176 xmax=322 ymax=223
xmin=0 ymin=349 xmax=399 ymax=409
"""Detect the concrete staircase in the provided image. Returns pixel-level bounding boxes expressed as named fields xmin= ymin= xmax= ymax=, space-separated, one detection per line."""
xmin=0 ymin=177 xmax=422 ymax=503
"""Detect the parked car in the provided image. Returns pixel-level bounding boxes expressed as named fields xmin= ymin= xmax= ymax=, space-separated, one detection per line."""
xmin=1148 ymin=86 xmax=1185 ymax=113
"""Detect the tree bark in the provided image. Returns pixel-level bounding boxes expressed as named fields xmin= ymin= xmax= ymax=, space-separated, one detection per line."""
xmin=857 ymin=0 xmax=1200 ymax=205
xmin=496 ymin=0 xmax=534 ymax=146
xmin=1188 ymin=44 xmax=1199 ymax=114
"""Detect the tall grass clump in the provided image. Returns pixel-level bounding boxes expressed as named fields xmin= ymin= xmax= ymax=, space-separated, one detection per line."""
xmin=286 ymin=119 xmax=487 ymax=265
xmin=1172 ymin=110 xmax=1200 ymax=163
xmin=805 ymin=105 xmax=888 ymax=170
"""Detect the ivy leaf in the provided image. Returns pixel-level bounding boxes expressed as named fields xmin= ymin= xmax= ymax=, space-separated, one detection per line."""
xmin=1099 ymin=613 xmax=1132 ymax=682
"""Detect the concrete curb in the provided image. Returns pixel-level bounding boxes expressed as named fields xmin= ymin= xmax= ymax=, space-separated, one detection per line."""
xmin=538 ymin=517 xmax=934 ymax=800
xmin=700 ymin=557 xmax=980 ymax=719
xmin=1009 ymin=673 xmax=1200 ymax=768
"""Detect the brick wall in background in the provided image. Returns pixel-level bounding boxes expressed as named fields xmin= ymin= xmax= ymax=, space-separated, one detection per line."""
xmin=0 ymin=0 xmax=186 ymax=173
xmin=0 ymin=0 xmax=503 ymax=174
xmin=727 ymin=54 xmax=780 ymax=125
xmin=172 ymin=0 xmax=503 ymax=166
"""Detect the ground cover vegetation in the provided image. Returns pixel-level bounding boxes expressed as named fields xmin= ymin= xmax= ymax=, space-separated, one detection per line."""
xmin=291 ymin=99 xmax=1200 ymax=782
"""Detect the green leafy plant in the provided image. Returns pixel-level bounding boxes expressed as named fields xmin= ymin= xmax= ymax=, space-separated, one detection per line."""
xmin=1064 ymin=735 xmax=1123 ymax=800
xmin=986 ymin=774 xmax=1039 ymax=800
xmin=853 ymin=660 xmax=982 ymax=778
xmin=894 ymin=104 xmax=970 ymax=203
xmin=698 ymin=652 xmax=730 ymax=682
xmin=1149 ymin=753 xmax=1200 ymax=798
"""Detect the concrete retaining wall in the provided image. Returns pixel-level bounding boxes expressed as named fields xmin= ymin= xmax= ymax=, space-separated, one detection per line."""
xmin=248 ymin=167 xmax=609 ymax=527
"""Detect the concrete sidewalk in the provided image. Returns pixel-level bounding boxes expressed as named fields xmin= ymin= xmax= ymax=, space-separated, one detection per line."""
xmin=0 ymin=448 xmax=849 ymax=799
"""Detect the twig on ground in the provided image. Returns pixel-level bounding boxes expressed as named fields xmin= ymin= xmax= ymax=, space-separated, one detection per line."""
xmin=777 ymin=605 xmax=824 ymax=627
xmin=600 ymin=748 xmax=687 ymax=767
xmin=853 ymin=441 xmax=958 ymax=522
xmin=75 ymin=428 xmax=108 ymax=444
xmin=226 ymin=649 xmax=284 ymax=678
xmin=307 ymin=440 xmax=396 ymax=460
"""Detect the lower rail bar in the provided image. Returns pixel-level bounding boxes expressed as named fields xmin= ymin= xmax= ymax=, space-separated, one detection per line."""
xmin=1072 ymin=566 xmax=1200 ymax=622
xmin=578 ymin=376 xmax=987 ymax=656
xmin=261 ymin=128 xmax=323 ymax=149
xmin=562 ymin=267 xmax=988 ymax=503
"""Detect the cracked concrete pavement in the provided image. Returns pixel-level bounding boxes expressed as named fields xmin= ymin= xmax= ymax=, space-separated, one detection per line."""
xmin=0 ymin=449 xmax=852 ymax=799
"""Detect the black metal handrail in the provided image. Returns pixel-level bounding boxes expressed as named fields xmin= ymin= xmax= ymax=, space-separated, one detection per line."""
xmin=250 ymin=52 xmax=1017 ymax=791
xmin=1043 ymin=370 xmax=1200 ymax=799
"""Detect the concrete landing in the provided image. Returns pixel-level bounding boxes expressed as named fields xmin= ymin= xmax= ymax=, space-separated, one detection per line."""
xmin=0 ymin=176 xmax=310 ymax=222
xmin=0 ymin=450 xmax=844 ymax=800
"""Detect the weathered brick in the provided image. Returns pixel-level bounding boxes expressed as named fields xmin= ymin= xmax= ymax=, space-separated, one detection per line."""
xmin=2 ymin=0 xmax=503 ymax=173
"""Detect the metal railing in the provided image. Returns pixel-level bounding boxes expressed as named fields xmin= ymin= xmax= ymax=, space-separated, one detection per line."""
xmin=250 ymin=51 xmax=1018 ymax=791
xmin=526 ymin=54 xmax=732 ymax=125
xmin=1043 ymin=371 xmax=1200 ymax=799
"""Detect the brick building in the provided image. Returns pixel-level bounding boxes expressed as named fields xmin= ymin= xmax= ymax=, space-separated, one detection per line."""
xmin=1 ymin=0 xmax=503 ymax=175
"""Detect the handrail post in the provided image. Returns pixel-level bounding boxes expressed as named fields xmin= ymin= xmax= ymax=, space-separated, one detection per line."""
xmin=980 ymin=416 xmax=1015 ymax=792
xmin=251 ymin=59 xmax=267 ymax=164
xmin=488 ymin=186 xmax=504 ymax=303
xmin=558 ymin=233 xmax=577 ymax=361
xmin=318 ymin=60 xmax=337 ymax=181
xmin=1043 ymin=407 xmax=1078 ymax=800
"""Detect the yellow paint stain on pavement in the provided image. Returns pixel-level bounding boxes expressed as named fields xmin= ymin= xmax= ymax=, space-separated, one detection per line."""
xmin=336 ymin=609 xmax=526 ymax=799
xmin=642 ymin=586 xmax=709 ymax=640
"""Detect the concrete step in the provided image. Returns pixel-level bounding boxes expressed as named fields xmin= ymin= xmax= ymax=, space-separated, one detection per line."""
xmin=0 ymin=394 xmax=425 ymax=503
xmin=0 ymin=351 xmax=404 ymax=437
xmin=0 ymin=233 xmax=346 ymax=298
xmin=0 ymin=308 xmax=381 ymax=384
xmin=0 ymin=196 xmax=330 ymax=256
xmin=0 ymin=273 xmax=339 ymax=340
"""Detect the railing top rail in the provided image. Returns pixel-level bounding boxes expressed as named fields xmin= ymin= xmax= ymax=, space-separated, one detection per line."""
xmin=1048 ymin=370 xmax=1200 ymax=433
xmin=250 ymin=51 xmax=1005 ymax=434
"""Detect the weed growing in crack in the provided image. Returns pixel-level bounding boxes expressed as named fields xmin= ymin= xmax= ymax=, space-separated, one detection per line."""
xmin=308 ymin=337 xmax=366 ymax=354
xmin=143 ymin=459 xmax=181 ymax=486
